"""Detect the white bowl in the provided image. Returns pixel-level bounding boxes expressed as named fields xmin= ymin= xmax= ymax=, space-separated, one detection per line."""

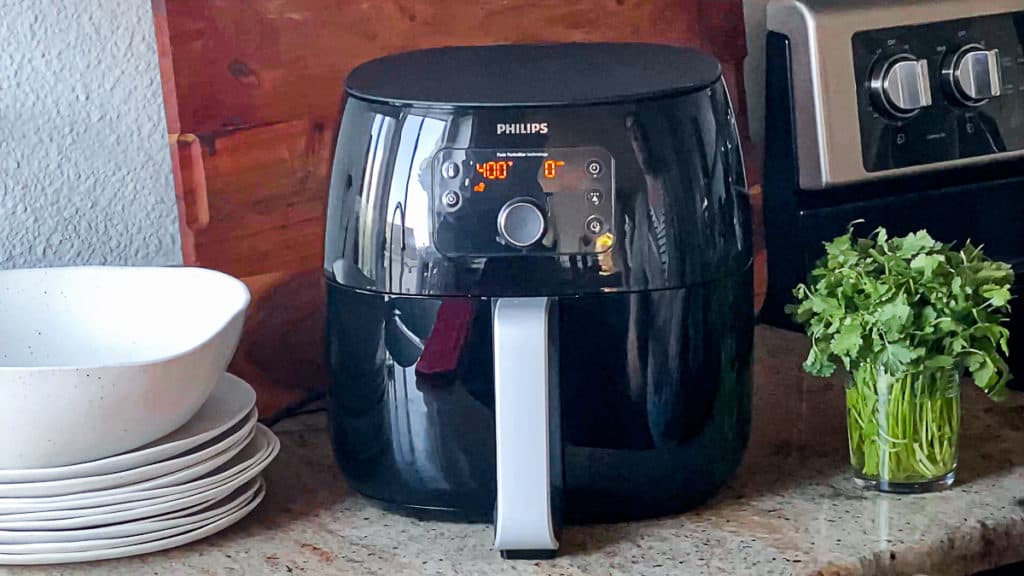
xmin=0 ymin=266 xmax=250 ymax=469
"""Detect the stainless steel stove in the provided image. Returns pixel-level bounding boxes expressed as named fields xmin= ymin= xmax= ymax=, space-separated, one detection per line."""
xmin=762 ymin=0 xmax=1024 ymax=385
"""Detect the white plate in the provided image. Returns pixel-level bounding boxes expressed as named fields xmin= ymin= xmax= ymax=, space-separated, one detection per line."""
xmin=0 ymin=373 xmax=256 ymax=484
xmin=0 ymin=425 xmax=277 ymax=515
xmin=0 ymin=479 xmax=261 ymax=546
xmin=0 ymin=424 xmax=254 ymax=503
xmin=0 ymin=480 xmax=266 ymax=562
xmin=0 ymin=434 xmax=275 ymax=525
xmin=0 ymin=430 xmax=276 ymax=530
xmin=0 ymin=408 xmax=256 ymax=499
xmin=0 ymin=267 xmax=250 ymax=469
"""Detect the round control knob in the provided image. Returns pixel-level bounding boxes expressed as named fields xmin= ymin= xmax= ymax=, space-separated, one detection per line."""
xmin=944 ymin=46 xmax=1002 ymax=105
xmin=497 ymin=200 xmax=546 ymax=248
xmin=869 ymin=55 xmax=933 ymax=119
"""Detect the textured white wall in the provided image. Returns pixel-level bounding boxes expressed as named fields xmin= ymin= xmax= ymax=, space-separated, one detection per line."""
xmin=0 ymin=0 xmax=181 ymax=269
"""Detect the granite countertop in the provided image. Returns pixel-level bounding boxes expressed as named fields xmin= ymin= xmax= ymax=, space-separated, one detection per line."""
xmin=6 ymin=327 xmax=1024 ymax=576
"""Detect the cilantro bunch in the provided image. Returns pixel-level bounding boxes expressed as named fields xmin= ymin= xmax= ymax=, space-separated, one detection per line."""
xmin=788 ymin=226 xmax=1014 ymax=399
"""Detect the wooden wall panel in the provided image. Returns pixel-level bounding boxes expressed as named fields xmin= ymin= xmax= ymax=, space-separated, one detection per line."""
xmin=189 ymin=121 xmax=331 ymax=278
xmin=153 ymin=0 xmax=751 ymax=418
xmin=159 ymin=0 xmax=711 ymax=133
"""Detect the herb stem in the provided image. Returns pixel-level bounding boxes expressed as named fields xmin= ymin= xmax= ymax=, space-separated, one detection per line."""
xmin=847 ymin=366 xmax=960 ymax=483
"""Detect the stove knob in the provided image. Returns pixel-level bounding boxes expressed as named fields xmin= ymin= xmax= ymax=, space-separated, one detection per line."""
xmin=870 ymin=56 xmax=933 ymax=119
xmin=498 ymin=200 xmax=546 ymax=248
xmin=945 ymin=46 xmax=1002 ymax=105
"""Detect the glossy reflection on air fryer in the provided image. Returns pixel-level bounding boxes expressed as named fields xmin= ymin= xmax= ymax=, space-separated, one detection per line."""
xmin=326 ymin=285 xmax=752 ymax=522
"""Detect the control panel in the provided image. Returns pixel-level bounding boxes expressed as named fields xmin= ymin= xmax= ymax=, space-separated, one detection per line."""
xmin=853 ymin=11 xmax=1024 ymax=172
xmin=432 ymin=147 xmax=614 ymax=257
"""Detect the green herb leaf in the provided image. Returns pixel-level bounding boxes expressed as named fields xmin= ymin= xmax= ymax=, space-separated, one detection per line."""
xmin=882 ymin=343 xmax=915 ymax=373
xmin=803 ymin=345 xmax=836 ymax=377
xmin=910 ymin=253 xmax=943 ymax=279
xmin=790 ymin=226 xmax=1015 ymax=400
xmin=982 ymin=286 xmax=1012 ymax=308
xmin=831 ymin=321 xmax=863 ymax=358
xmin=924 ymin=355 xmax=955 ymax=368
xmin=877 ymin=296 xmax=911 ymax=336
xmin=898 ymin=231 xmax=938 ymax=256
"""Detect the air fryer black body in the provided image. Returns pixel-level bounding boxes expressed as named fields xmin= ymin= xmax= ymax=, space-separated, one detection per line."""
xmin=323 ymin=44 xmax=753 ymax=529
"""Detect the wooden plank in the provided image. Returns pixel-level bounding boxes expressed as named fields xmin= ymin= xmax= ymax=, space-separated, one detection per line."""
xmin=699 ymin=0 xmax=751 ymax=137
xmin=751 ymin=185 xmax=766 ymax=313
xmin=167 ymin=134 xmax=208 ymax=266
xmin=151 ymin=0 xmax=180 ymax=134
xmin=186 ymin=120 xmax=332 ymax=278
xmin=231 ymin=269 xmax=327 ymax=418
xmin=160 ymin=0 xmax=715 ymax=133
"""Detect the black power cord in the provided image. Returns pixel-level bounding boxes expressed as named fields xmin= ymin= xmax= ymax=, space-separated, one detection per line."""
xmin=261 ymin=392 xmax=327 ymax=429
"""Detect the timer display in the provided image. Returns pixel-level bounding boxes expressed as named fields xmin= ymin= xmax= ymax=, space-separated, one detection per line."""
xmin=543 ymin=160 xmax=565 ymax=179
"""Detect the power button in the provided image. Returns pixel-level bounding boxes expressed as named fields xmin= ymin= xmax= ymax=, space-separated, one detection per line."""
xmin=442 ymin=190 xmax=462 ymax=210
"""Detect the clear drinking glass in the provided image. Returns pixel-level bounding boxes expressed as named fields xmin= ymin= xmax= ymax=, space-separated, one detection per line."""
xmin=845 ymin=364 xmax=960 ymax=493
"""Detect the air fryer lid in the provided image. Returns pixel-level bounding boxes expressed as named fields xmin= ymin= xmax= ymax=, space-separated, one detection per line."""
xmin=345 ymin=43 xmax=722 ymax=108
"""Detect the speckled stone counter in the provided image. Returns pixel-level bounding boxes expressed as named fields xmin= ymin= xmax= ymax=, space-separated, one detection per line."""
xmin=5 ymin=327 xmax=1024 ymax=576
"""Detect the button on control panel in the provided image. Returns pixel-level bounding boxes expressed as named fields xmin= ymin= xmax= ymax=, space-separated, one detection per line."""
xmin=852 ymin=10 xmax=1024 ymax=172
xmin=441 ymin=161 xmax=461 ymax=179
xmin=432 ymin=147 xmax=614 ymax=257
xmin=441 ymin=190 xmax=462 ymax=210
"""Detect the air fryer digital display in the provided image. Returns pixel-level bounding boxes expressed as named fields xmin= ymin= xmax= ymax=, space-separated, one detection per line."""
xmin=472 ymin=158 xmax=566 ymax=181
xmin=432 ymin=147 xmax=615 ymax=257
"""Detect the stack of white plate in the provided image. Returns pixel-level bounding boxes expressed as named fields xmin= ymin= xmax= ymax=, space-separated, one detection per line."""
xmin=0 ymin=373 xmax=278 ymax=565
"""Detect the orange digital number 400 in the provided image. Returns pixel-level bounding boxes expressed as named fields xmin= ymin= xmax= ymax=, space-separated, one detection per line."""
xmin=476 ymin=161 xmax=512 ymax=180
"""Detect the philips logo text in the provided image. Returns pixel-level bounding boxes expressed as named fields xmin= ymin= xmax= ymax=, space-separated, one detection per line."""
xmin=497 ymin=123 xmax=549 ymax=135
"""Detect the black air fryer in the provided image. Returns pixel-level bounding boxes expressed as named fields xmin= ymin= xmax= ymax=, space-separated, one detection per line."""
xmin=324 ymin=43 xmax=753 ymax=558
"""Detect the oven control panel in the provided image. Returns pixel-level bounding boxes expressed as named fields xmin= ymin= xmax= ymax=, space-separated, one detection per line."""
xmin=853 ymin=11 xmax=1024 ymax=172
xmin=431 ymin=147 xmax=614 ymax=258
